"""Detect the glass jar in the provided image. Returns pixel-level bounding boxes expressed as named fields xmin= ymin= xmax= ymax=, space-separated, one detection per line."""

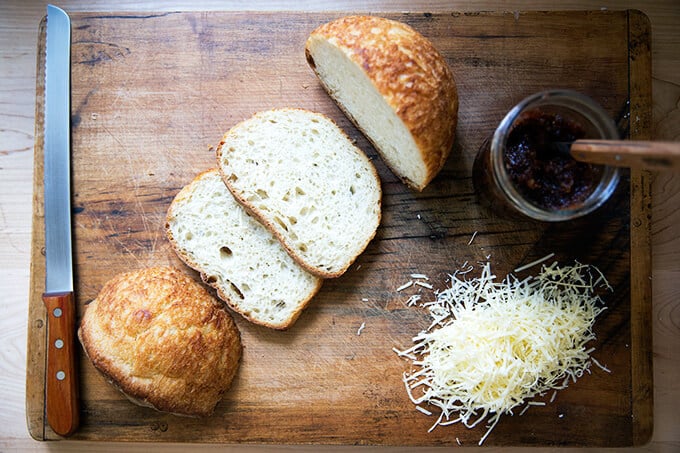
xmin=473 ymin=90 xmax=621 ymax=222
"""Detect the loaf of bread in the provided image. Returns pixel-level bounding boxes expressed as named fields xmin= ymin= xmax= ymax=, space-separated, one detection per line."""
xmin=78 ymin=266 xmax=242 ymax=417
xmin=216 ymin=108 xmax=382 ymax=279
xmin=166 ymin=168 xmax=323 ymax=329
xmin=305 ymin=15 xmax=458 ymax=191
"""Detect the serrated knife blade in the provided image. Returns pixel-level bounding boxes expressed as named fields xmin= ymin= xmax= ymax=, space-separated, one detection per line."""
xmin=43 ymin=4 xmax=79 ymax=437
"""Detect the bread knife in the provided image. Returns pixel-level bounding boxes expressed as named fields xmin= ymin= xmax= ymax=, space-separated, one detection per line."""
xmin=43 ymin=4 xmax=79 ymax=437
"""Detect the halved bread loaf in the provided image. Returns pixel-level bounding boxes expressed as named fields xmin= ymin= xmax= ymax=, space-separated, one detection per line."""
xmin=78 ymin=266 xmax=242 ymax=417
xmin=305 ymin=15 xmax=458 ymax=191
xmin=166 ymin=169 xmax=323 ymax=330
xmin=216 ymin=108 xmax=382 ymax=278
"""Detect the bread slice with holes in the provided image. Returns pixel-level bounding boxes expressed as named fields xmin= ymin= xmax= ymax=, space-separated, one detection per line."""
xmin=166 ymin=169 xmax=323 ymax=330
xmin=305 ymin=15 xmax=458 ymax=191
xmin=216 ymin=108 xmax=382 ymax=279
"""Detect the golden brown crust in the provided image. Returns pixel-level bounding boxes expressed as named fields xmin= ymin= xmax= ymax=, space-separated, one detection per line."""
xmin=78 ymin=266 xmax=242 ymax=417
xmin=307 ymin=15 xmax=458 ymax=190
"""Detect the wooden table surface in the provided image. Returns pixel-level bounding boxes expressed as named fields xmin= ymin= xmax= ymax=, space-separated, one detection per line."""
xmin=1 ymin=1 xmax=678 ymax=452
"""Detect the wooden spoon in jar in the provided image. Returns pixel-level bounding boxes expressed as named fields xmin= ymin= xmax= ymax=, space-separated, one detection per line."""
xmin=551 ymin=140 xmax=680 ymax=171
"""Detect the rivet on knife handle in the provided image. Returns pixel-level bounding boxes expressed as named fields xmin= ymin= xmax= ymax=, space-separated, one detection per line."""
xmin=42 ymin=292 xmax=79 ymax=437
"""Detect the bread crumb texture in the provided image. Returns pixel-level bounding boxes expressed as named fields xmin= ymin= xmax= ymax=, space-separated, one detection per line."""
xmin=166 ymin=169 xmax=322 ymax=329
xmin=217 ymin=108 xmax=382 ymax=278
xmin=306 ymin=15 xmax=458 ymax=190
xmin=78 ymin=266 xmax=242 ymax=417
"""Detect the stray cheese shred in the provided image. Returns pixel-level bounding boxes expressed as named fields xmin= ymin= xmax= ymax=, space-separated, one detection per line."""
xmin=394 ymin=260 xmax=611 ymax=445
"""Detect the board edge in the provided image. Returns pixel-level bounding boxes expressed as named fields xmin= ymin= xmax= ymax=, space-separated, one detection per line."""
xmin=627 ymin=8 xmax=654 ymax=447
xmin=25 ymin=14 xmax=49 ymax=442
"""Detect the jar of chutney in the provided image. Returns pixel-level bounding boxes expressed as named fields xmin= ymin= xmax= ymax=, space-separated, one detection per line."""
xmin=473 ymin=90 xmax=620 ymax=221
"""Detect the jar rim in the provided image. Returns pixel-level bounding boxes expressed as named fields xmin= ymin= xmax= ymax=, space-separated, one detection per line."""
xmin=490 ymin=89 xmax=621 ymax=222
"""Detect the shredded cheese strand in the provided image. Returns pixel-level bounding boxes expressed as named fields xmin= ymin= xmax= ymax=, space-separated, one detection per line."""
xmin=395 ymin=260 xmax=611 ymax=445
xmin=514 ymin=253 xmax=555 ymax=273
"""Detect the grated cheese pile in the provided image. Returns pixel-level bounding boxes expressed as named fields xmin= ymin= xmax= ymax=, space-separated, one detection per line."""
xmin=395 ymin=260 xmax=611 ymax=445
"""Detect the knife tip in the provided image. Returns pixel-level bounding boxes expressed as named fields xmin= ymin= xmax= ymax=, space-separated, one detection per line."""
xmin=47 ymin=4 xmax=68 ymax=17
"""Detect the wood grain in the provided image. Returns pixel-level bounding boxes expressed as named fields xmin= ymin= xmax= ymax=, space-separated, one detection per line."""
xmin=570 ymin=140 xmax=680 ymax=170
xmin=24 ymin=8 xmax=653 ymax=448
xmin=25 ymin=17 xmax=49 ymax=440
xmin=42 ymin=291 xmax=80 ymax=437
xmin=627 ymin=10 xmax=654 ymax=445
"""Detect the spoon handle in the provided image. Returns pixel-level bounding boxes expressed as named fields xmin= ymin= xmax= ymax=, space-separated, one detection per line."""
xmin=570 ymin=140 xmax=680 ymax=171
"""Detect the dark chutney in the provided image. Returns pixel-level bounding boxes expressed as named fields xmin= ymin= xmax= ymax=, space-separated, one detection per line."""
xmin=503 ymin=111 xmax=604 ymax=211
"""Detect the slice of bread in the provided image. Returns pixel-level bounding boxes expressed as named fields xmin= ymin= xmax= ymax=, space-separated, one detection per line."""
xmin=78 ymin=266 xmax=242 ymax=417
xmin=166 ymin=169 xmax=322 ymax=330
xmin=305 ymin=15 xmax=458 ymax=191
xmin=216 ymin=108 xmax=382 ymax=279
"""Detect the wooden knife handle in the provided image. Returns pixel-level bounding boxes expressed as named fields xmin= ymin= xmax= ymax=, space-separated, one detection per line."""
xmin=570 ymin=140 xmax=680 ymax=170
xmin=42 ymin=291 xmax=79 ymax=437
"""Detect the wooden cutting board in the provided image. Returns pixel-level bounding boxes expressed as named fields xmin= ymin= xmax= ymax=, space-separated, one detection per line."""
xmin=27 ymin=10 xmax=653 ymax=446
